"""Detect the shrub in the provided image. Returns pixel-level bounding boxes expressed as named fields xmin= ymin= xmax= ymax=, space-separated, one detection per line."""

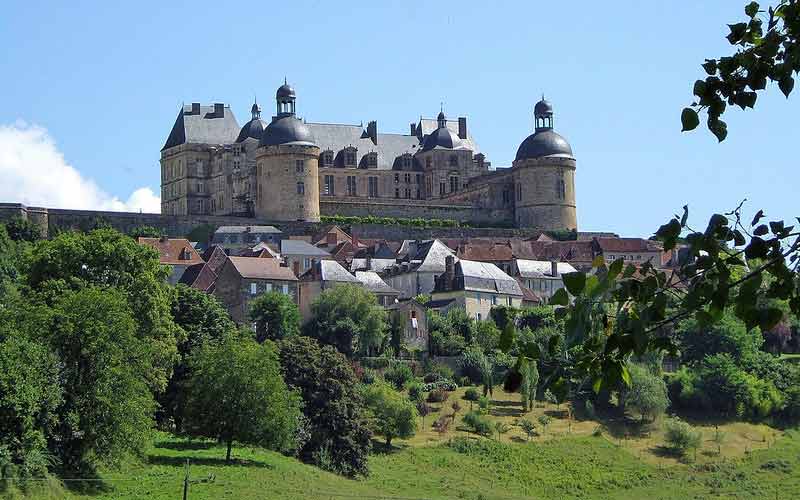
xmin=362 ymin=368 xmax=378 ymax=385
xmin=537 ymin=414 xmax=553 ymax=435
xmin=478 ymin=396 xmax=490 ymax=412
xmin=427 ymin=388 xmax=449 ymax=403
xmin=620 ymin=364 xmax=669 ymax=422
xmin=663 ymin=417 xmax=702 ymax=457
xmin=421 ymin=380 xmax=457 ymax=392
xmin=463 ymin=411 xmax=492 ymax=436
xmin=433 ymin=415 xmax=451 ymax=437
xmin=459 ymin=346 xmax=488 ymax=384
xmin=464 ymin=388 xmax=480 ymax=401
xmin=407 ymin=382 xmax=424 ymax=402
xmin=384 ymin=363 xmax=414 ymax=390
xmin=518 ymin=418 xmax=536 ymax=441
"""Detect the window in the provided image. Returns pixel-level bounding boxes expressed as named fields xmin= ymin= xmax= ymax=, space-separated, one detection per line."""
xmin=347 ymin=176 xmax=357 ymax=196
xmin=449 ymin=155 xmax=458 ymax=166
xmin=322 ymin=150 xmax=334 ymax=167
xmin=404 ymin=173 xmax=411 ymax=184
xmin=507 ymin=297 xmax=513 ymax=306
xmin=439 ymin=182 xmax=446 ymax=196
xmin=296 ymin=160 xmax=304 ymax=172
xmin=517 ymin=183 xmax=522 ymax=201
xmin=415 ymin=174 xmax=422 ymax=184
xmin=395 ymin=188 xmax=400 ymax=199
xmin=556 ymin=171 xmax=566 ymax=199
xmin=368 ymin=176 xmax=378 ymax=197
xmin=323 ymin=175 xmax=335 ymax=195
xmin=366 ymin=152 xmax=377 ymax=168
xmin=394 ymin=173 xmax=400 ymax=184
xmin=402 ymin=154 xmax=412 ymax=169
xmin=404 ymin=188 xmax=411 ymax=199
xmin=250 ymin=283 xmax=257 ymax=295
xmin=449 ymin=176 xmax=458 ymax=193
xmin=491 ymin=295 xmax=498 ymax=306
xmin=426 ymin=157 xmax=432 ymax=168
xmin=344 ymin=147 xmax=357 ymax=167
xmin=282 ymin=284 xmax=289 ymax=295
xmin=296 ymin=182 xmax=305 ymax=194
xmin=416 ymin=188 xmax=421 ymax=199
xmin=476 ymin=313 xmax=482 ymax=321
xmin=304 ymin=258 xmax=312 ymax=268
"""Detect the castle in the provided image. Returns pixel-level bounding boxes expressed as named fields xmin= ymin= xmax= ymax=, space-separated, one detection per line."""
xmin=160 ymin=82 xmax=577 ymax=231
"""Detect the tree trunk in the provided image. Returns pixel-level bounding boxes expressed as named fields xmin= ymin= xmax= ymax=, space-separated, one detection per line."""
xmin=226 ymin=439 xmax=232 ymax=463
xmin=386 ymin=436 xmax=392 ymax=447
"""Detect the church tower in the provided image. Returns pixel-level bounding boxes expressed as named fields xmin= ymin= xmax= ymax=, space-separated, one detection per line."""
xmin=254 ymin=81 xmax=320 ymax=222
xmin=512 ymin=98 xmax=577 ymax=231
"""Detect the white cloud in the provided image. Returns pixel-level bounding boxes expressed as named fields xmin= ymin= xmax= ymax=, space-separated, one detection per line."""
xmin=0 ymin=122 xmax=160 ymax=213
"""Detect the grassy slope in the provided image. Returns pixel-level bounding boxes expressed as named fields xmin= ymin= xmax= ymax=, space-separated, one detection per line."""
xmin=47 ymin=430 xmax=800 ymax=500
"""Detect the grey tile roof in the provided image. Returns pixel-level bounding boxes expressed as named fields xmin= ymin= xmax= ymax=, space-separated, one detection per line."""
xmin=215 ymin=225 xmax=282 ymax=234
xmin=415 ymin=240 xmax=458 ymax=273
xmin=355 ymin=271 xmax=399 ymax=294
xmin=307 ymin=122 xmax=423 ymax=171
xmin=350 ymin=258 xmax=397 ymax=272
xmin=515 ymin=260 xmax=577 ymax=279
xmin=163 ymin=104 xmax=240 ymax=150
xmin=319 ymin=260 xmax=360 ymax=283
xmin=457 ymin=260 xmax=523 ymax=296
xmin=280 ymin=239 xmax=332 ymax=257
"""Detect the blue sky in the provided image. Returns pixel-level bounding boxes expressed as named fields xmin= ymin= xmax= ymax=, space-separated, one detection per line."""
xmin=1 ymin=1 xmax=797 ymax=237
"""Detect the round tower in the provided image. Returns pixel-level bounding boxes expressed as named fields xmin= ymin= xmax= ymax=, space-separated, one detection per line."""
xmin=254 ymin=81 xmax=320 ymax=222
xmin=512 ymin=97 xmax=577 ymax=231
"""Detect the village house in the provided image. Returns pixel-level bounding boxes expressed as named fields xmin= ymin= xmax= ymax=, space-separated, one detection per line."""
xmin=138 ymin=236 xmax=204 ymax=284
xmin=383 ymin=239 xmax=457 ymax=299
xmin=511 ymin=259 xmax=577 ymax=301
xmin=213 ymin=256 xmax=298 ymax=324
xmin=386 ymin=299 xmax=429 ymax=353
xmin=354 ymin=271 xmax=400 ymax=307
xmin=431 ymin=256 xmax=523 ymax=321
xmin=212 ymin=225 xmax=283 ymax=250
xmin=280 ymin=239 xmax=332 ymax=277
xmin=297 ymin=260 xmax=362 ymax=321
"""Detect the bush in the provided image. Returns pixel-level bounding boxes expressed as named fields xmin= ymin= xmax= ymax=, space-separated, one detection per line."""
xmin=663 ymin=417 xmax=702 ymax=457
xmin=362 ymin=368 xmax=378 ymax=385
xmin=423 ymin=364 xmax=454 ymax=383
xmin=384 ymin=363 xmax=414 ymax=390
xmin=518 ymin=418 xmax=537 ymax=441
xmin=620 ymin=364 xmax=669 ymax=422
xmin=478 ymin=396 xmax=490 ymax=412
xmin=427 ymin=388 xmax=449 ymax=403
xmin=463 ymin=411 xmax=492 ymax=436
xmin=459 ymin=345 xmax=488 ymax=384
xmin=464 ymin=388 xmax=480 ymax=401
xmin=407 ymin=382 xmax=424 ymax=402
xmin=421 ymin=380 xmax=457 ymax=392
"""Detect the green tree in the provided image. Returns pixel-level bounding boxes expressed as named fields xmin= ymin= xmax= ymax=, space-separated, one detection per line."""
xmin=495 ymin=421 xmax=510 ymax=441
xmin=363 ymin=383 xmax=418 ymax=446
xmin=474 ymin=319 xmax=501 ymax=352
xmin=4 ymin=217 xmax=41 ymax=242
xmin=678 ymin=311 xmax=762 ymax=364
xmin=184 ymin=334 xmax=301 ymax=462
xmin=161 ymin=285 xmax=235 ymax=430
xmin=47 ymin=287 xmax=156 ymax=472
xmin=520 ymin=358 xmax=539 ymax=411
xmin=23 ymin=228 xmax=180 ymax=392
xmin=620 ymin=364 xmax=669 ymax=423
xmin=682 ymin=1 xmax=800 ymax=141
xmin=518 ymin=418 xmax=536 ymax=441
xmin=490 ymin=305 xmax=518 ymax=331
xmin=249 ymin=291 xmax=300 ymax=343
xmin=537 ymin=414 xmax=552 ymax=435
xmin=305 ymin=284 xmax=386 ymax=357
xmin=0 ymin=334 xmax=62 ymax=478
xmin=278 ymin=336 xmax=372 ymax=477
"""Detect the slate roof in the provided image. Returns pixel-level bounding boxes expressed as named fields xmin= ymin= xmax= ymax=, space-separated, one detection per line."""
xmin=179 ymin=263 xmax=218 ymax=292
xmin=511 ymin=240 xmax=595 ymax=263
xmin=351 ymin=258 xmax=397 ymax=272
xmin=355 ymin=271 xmax=399 ymax=295
xmin=163 ymin=104 xmax=240 ymax=151
xmin=227 ymin=257 xmax=298 ymax=281
xmin=415 ymin=118 xmax=481 ymax=154
xmin=455 ymin=260 xmax=524 ymax=296
xmin=303 ymin=260 xmax=361 ymax=283
xmin=202 ymin=246 xmax=230 ymax=274
xmin=405 ymin=239 xmax=458 ymax=273
xmin=515 ymin=129 xmax=573 ymax=161
xmin=308 ymin=122 xmax=422 ymax=170
xmin=215 ymin=225 xmax=282 ymax=234
xmin=138 ymin=237 xmax=204 ymax=266
xmin=280 ymin=239 xmax=331 ymax=257
xmin=515 ymin=259 xmax=578 ymax=278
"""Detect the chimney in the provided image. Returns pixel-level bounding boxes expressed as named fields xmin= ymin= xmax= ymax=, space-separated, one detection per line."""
xmin=367 ymin=121 xmax=378 ymax=145
xmin=444 ymin=255 xmax=455 ymax=291
xmin=190 ymin=102 xmax=201 ymax=115
xmin=551 ymin=261 xmax=558 ymax=278
xmin=213 ymin=103 xmax=225 ymax=117
xmin=410 ymin=123 xmax=417 ymax=136
xmin=458 ymin=117 xmax=468 ymax=139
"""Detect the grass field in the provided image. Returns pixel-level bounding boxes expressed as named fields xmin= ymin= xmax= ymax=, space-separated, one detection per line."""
xmin=6 ymin=387 xmax=799 ymax=500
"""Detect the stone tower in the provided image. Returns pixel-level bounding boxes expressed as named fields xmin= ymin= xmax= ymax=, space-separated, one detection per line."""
xmin=512 ymin=98 xmax=577 ymax=231
xmin=254 ymin=82 xmax=320 ymax=222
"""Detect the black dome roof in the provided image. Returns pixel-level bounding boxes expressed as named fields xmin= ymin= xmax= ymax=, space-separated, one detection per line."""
xmin=276 ymin=83 xmax=295 ymax=99
xmin=421 ymin=126 xmax=464 ymax=152
xmin=259 ymin=116 xmax=315 ymax=147
xmin=534 ymin=99 xmax=553 ymax=115
xmin=515 ymin=129 xmax=573 ymax=161
xmin=236 ymin=118 xmax=268 ymax=143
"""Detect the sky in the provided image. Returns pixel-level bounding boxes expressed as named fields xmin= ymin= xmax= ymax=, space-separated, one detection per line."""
xmin=0 ymin=1 xmax=797 ymax=237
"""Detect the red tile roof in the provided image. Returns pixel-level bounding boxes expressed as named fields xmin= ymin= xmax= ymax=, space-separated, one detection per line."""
xmin=455 ymin=242 xmax=513 ymax=262
xmin=594 ymin=237 xmax=662 ymax=253
xmin=227 ymin=257 xmax=298 ymax=281
xmin=138 ymin=237 xmax=204 ymax=266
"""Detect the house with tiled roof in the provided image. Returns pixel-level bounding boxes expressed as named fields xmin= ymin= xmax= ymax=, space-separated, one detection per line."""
xmin=511 ymin=259 xmax=577 ymax=301
xmin=213 ymin=256 xmax=298 ymax=324
xmin=138 ymin=236 xmax=204 ymax=284
xmin=383 ymin=239 xmax=458 ymax=299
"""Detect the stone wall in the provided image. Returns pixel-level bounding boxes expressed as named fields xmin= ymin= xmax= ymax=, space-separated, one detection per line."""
xmin=0 ymin=203 xmax=536 ymax=243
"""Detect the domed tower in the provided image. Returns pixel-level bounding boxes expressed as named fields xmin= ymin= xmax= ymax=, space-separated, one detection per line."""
xmin=512 ymin=97 xmax=577 ymax=231
xmin=254 ymin=81 xmax=320 ymax=222
xmin=415 ymin=109 xmax=472 ymax=199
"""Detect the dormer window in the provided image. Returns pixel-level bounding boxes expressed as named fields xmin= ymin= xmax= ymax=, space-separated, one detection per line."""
xmin=343 ymin=147 xmax=357 ymax=167
xmin=365 ymin=152 xmax=377 ymax=169
xmin=321 ymin=150 xmax=334 ymax=167
xmin=401 ymin=154 xmax=413 ymax=170
xmin=449 ymin=155 xmax=459 ymax=167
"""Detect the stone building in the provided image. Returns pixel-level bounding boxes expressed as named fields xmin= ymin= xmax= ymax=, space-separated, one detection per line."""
xmin=160 ymin=81 xmax=578 ymax=231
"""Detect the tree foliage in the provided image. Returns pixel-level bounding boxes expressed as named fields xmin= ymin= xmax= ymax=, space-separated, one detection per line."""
xmin=249 ymin=291 xmax=301 ymax=343
xmin=278 ymin=336 xmax=372 ymax=477
xmin=305 ymin=284 xmax=386 ymax=357
xmin=362 ymin=383 xmax=418 ymax=446
xmin=520 ymin=358 xmax=539 ymax=411
xmin=620 ymin=364 xmax=669 ymax=422
xmin=184 ymin=334 xmax=301 ymax=462
xmin=683 ymin=1 xmax=800 ymax=140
